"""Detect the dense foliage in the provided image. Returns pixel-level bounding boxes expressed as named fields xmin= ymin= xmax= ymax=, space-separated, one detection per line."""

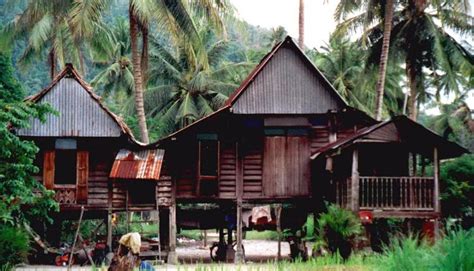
xmin=0 ymin=53 xmax=58 ymax=226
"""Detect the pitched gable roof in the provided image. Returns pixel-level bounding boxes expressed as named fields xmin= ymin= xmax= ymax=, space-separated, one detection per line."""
xmin=17 ymin=64 xmax=141 ymax=144
xmin=154 ymin=36 xmax=348 ymax=143
xmin=227 ymin=36 xmax=346 ymax=114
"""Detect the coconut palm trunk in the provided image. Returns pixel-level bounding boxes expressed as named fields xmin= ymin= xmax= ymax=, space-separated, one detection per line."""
xmin=129 ymin=6 xmax=150 ymax=144
xmin=48 ymin=48 xmax=56 ymax=79
xmin=141 ymin=22 xmax=149 ymax=85
xmin=374 ymin=0 xmax=394 ymax=121
xmin=298 ymin=0 xmax=304 ymax=48
xmin=406 ymin=56 xmax=418 ymax=120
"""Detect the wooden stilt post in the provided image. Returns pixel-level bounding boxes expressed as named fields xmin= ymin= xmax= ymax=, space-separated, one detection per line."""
xmin=433 ymin=147 xmax=441 ymax=240
xmin=167 ymin=179 xmax=178 ymax=264
xmin=351 ymin=148 xmax=360 ymax=212
xmin=234 ymin=141 xmax=244 ymax=263
xmin=276 ymin=204 xmax=282 ymax=261
xmin=235 ymin=201 xmax=244 ymax=263
xmin=107 ymin=211 xmax=113 ymax=249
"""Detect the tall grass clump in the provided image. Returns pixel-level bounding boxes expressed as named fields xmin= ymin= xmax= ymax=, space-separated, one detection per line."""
xmin=378 ymin=234 xmax=431 ymax=271
xmin=378 ymin=228 xmax=474 ymax=271
xmin=433 ymin=228 xmax=474 ymax=270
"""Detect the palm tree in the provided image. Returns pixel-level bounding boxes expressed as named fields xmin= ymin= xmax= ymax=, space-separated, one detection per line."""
xmin=335 ymin=0 xmax=396 ymax=120
xmin=298 ymin=0 xmax=305 ymax=48
xmin=127 ymin=0 xmax=233 ymax=143
xmin=266 ymin=26 xmax=288 ymax=48
xmin=90 ymin=18 xmax=134 ymax=97
xmin=143 ymin=29 xmax=252 ymax=138
xmin=336 ymin=0 xmax=473 ymax=121
xmin=309 ymin=36 xmax=405 ymax=115
xmin=1 ymin=0 xmax=108 ymax=78
xmin=426 ymin=95 xmax=473 ymax=150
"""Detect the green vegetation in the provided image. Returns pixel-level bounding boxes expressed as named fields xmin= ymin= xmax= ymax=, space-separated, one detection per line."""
xmin=316 ymin=204 xmax=363 ymax=259
xmin=0 ymin=225 xmax=30 ymax=267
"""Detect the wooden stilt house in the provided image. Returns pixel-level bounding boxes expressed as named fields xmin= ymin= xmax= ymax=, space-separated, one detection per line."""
xmin=18 ymin=36 xmax=468 ymax=264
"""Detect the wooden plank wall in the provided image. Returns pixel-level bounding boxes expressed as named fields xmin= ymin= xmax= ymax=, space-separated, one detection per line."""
xmin=263 ymin=136 xmax=310 ymax=197
xmin=219 ymin=142 xmax=237 ymax=198
xmin=176 ymin=143 xmax=196 ymax=197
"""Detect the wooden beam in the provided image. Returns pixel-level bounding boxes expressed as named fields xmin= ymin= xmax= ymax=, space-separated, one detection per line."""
xmin=167 ymin=179 xmax=178 ymax=264
xmin=351 ymin=148 xmax=359 ymax=212
xmin=276 ymin=204 xmax=282 ymax=261
xmin=433 ymin=147 xmax=440 ymax=239
xmin=235 ymin=201 xmax=244 ymax=263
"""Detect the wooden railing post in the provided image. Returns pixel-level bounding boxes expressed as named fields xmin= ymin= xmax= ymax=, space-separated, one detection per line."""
xmin=351 ymin=148 xmax=359 ymax=212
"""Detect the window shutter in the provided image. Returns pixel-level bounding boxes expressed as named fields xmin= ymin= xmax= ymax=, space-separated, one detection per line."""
xmin=76 ymin=151 xmax=89 ymax=203
xmin=43 ymin=151 xmax=55 ymax=189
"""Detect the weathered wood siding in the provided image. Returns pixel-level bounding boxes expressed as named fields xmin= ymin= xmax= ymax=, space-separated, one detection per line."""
xmin=17 ymin=78 xmax=122 ymax=137
xmin=219 ymin=142 xmax=237 ymax=198
xmin=242 ymin=144 xmax=263 ymax=198
xmin=263 ymin=136 xmax=310 ymax=197
xmin=232 ymin=45 xmax=345 ymax=114
xmin=310 ymin=127 xmax=329 ymax=153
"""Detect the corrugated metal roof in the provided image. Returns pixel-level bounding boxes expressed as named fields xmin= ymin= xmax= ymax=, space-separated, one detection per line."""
xmin=110 ymin=149 xmax=165 ymax=180
xmin=310 ymin=116 xmax=468 ymax=160
xmin=16 ymin=64 xmax=143 ymax=144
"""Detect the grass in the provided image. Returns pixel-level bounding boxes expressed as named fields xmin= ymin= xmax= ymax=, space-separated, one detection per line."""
xmin=244 ymin=230 xmax=280 ymax=241
xmin=179 ymin=229 xmax=204 ymax=240
xmin=174 ymin=254 xmax=377 ymax=271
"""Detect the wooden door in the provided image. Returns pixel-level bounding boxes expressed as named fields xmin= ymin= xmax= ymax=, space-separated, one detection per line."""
xmin=76 ymin=151 xmax=89 ymax=203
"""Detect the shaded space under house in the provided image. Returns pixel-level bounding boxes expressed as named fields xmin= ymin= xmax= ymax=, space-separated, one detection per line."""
xmin=17 ymin=36 xmax=468 ymax=264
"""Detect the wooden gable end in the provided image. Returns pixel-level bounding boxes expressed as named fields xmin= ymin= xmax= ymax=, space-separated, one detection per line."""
xmin=18 ymin=78 xmax=122 ymax=137
xmin=232 ymin=39 xmax=346 ymax=114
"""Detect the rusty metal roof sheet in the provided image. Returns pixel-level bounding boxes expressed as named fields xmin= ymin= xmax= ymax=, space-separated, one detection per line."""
xmin=110 ymin=149 xmax=165 ymax=180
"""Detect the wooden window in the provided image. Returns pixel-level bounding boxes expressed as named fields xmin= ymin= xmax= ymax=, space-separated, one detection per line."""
xmin=54 ymin=150 xmax=77 ymax=185
xmin=199 ymin=140 xmax=219 ymax=177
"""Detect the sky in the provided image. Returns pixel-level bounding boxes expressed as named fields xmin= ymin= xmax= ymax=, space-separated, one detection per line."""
xmin=230 ymin=0 xmax=338 ymax=49
xmin=229 ymin=0 xmax=473 ymax=113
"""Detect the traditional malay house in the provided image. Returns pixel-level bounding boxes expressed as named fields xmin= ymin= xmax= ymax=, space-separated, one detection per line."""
xmin=153 ymin=36 xmax=467 ymax=262
xmin=16 ymin=65 xmax=170 ymax=260
xmin=18 ymin=36 xmax=467 ymax=264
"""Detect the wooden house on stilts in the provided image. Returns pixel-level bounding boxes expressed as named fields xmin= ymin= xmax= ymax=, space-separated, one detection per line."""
xmin=18 ymin=36 xmax=468 ymax=264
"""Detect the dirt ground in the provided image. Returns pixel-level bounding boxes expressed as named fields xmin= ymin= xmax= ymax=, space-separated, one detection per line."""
xmin=16 ymin=238 xmax=312 ymax=270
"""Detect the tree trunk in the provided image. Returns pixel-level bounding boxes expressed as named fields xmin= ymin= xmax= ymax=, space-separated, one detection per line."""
xmin=298 ymin=0 xmax=305 ymax=48
xmin=406 ymin=57 xmax=418 ymax=120
xmin=49 ymin=48 xmax=56 ymax=79
xmin=374 ymin=0 xmax=394 ymax=121
xmin=141 ymin=22 xmax=149 ymax=86
xmin=129 ymin=5 xmax=150 ymax=144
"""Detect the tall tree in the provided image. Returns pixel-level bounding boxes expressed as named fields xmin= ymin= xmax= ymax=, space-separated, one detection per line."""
xmin=126 ymin=0 xmax=233 ymax=143
xmin=373 ymin=0 xmax=394 ymax=120
xmin=298 ymin=0 xmax=305 ymax=48
xmin=336 ymin=0 xmax=473 ymax=120
xmin=1 ymin=0 xmax=109 ymax=79
xmin=143 ymin=29 xmax=252 ymax=138
xmin=129 ymin=2 xmax=149 ymax=143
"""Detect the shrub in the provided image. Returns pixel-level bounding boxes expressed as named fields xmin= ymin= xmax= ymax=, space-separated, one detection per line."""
xmin=0 ymin=225 xmax=30 ymax=267
xmin=316 ymin=204 xmax=362 ymax=259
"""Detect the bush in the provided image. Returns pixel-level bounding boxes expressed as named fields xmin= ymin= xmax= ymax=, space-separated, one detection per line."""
xmin=316 ymin=204 xmax=362 ymax=259
xmin=0 ymin=225 xmax=30 ymax=267
xmin=379 ymin=235 xmax=431 ymax=271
